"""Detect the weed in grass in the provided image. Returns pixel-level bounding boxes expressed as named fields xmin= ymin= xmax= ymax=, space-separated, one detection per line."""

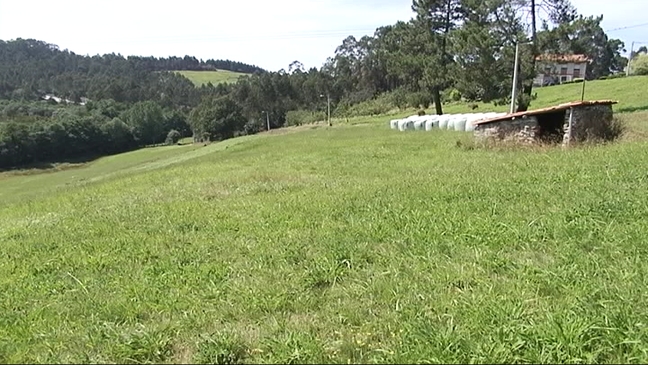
xmin=195 ymin=332 xmax=248 ymax=364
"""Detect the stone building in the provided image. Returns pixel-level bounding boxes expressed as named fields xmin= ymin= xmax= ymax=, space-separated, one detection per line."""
xmin=473 ymin=100 xmax=618 ymax=146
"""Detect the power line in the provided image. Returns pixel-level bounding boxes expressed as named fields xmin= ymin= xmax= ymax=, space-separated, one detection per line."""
xmin=607 ymin=22 xmax=648 ymax=32
xmin=69 ymin=29 xmax=379 ymax=45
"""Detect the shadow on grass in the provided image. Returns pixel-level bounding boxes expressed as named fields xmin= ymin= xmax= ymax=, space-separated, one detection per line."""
xmin=0 ymin=155 xmax=103 ymax=175
xmin=617 ymin=105 xmax=648 ymax=113
xmin=0 ymin=139 xmax=200 ymax=174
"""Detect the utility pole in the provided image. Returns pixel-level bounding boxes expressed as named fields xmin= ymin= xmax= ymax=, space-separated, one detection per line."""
xmin=327 ymin=93 xmax=331 ymax=127
xmin=627 ymin=41 xmax=636 ymax=76
xmin=581 ymin=63 xmax=587 ymax=101
xmin=262 ymin=111 xmax=270 ymax=131
xmin=510 ymin=42 xmax=521 ymax=114
xmin=510 ymin=41 xmax=533 ymax=114
xmin=320 ymin=93 xmax=331 ymax=126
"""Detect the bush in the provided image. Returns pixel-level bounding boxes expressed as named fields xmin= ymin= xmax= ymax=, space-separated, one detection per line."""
xmin=407 ymin=91 xmax=432 ymax=109
xmin=631 ymin=54 xmax=648 ymax=76
xmin=448 ymin=88 xmax=462 ymax=102
xmin=386 ymin=88 xmax=409 ymax=110
xmin=338 ymin=96 xmax=394 ymax=117
xmin=285 ymin=110 xmax=326 ymax=126
xmin=165 ymin=129 xmax=181 ymax=145
xmin=608 ymin=73 xmax=627 ymax=79
xmin=572 ymin=78 xmax=584 ymax=83
xmin=243 ymin=119 xmax=263 ymax=135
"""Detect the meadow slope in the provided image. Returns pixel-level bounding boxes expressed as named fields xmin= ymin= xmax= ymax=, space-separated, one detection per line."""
xmin=175 ymin=70 xmax=248 ymax=86
xmin=2 ymin=113 xmax=648 ymax=363
xmin=401 ymin=75 xmax=648 ymax=117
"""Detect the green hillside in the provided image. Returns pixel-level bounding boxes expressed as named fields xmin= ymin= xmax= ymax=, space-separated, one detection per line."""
xmin=175 ymin=70 xmax=249 ymax=86
xmin=437 ymin=76 xmax=648 ymax=115
xmin=2 ymin=103 xmax=648 ymax=362
xmin=532 ymin=76 xmax=648 ymax=113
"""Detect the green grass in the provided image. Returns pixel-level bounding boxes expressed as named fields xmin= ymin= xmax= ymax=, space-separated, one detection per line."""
xmin=532 ymin=76 xmax=648 ymax=113
xmin=175 ymin=70 xmax=249 ymax=86
xmin=412 ymin=75 xmax=648 ymax=116
xmin=3 ymin=111 xmax=648 ymax=363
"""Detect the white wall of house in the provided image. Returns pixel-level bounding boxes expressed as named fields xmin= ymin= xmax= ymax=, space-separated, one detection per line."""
xmin=534 ymin=61 xmax=588 ymax=86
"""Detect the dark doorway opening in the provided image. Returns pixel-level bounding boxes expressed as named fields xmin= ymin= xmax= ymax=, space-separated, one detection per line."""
xmin=536 ymin=110 xmax=566 ymax=143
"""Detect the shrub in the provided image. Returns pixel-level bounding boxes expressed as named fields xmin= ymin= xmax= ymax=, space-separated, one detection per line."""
xmin=599 ymin=117 xmax=626 ymax=142
xmin=386 ymin=88 xmax=409 ymax=110
xmin=449 ymin=88 xmax=462 ymax=102
xmin=608 ymin=72 xmax=627 ymax=79
xmin=339 ymin=97 xmax=394 ymax=117
xmin=408 ymin=91 xmax=432 ymax=109
xmin=285 ymin=110 xmax=326 ymax=126
xmin=165 ymin=129 xmax=181 ymax=145
xmin=631 ymin=54 xmax=648 ymax=76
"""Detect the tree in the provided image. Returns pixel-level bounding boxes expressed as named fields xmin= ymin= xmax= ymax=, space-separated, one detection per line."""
xmin=630 ymin=46 xmax=648 ymax=60
xmin=101 ymin=117 xmax=136 ymax=153
xmin=165 ymin=129 xmax=182 ymax=145
xmin=631 ymin=54 xmax=648 ymax=76
xmin=122 ymin=101 xmax=165 ymax=145
xmin=288 ymin=61 xmax=305 ymax=74
xmin=505 ymin=0 xmax=577 ymax=110
xmin=188 ymin=96 xmax=247 ymax=142
xmin=411 ymin=0 xmax=464 ymax=114
xmin=453 ymin=0 xmax=511 ymax=102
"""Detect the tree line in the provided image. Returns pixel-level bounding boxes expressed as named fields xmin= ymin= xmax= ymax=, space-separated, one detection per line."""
xmin=0 ymin=0 xmax=630 ymax=170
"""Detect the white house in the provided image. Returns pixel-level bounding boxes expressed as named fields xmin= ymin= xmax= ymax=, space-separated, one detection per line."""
xmin=533 ymin=54 xmax=589 ymax=86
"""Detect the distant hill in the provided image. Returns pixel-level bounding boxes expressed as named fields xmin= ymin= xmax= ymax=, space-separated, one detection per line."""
xmin=175 ymin=70 xmax=248 ymax=86
xmin=0 ymin=38 xmax=264 ymax=102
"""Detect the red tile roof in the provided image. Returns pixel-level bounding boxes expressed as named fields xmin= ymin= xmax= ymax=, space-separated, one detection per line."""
xmin=536 ymin=54 xmax=589 ymax=63
xmin=475 ymin=100 xmax=618 ymax=126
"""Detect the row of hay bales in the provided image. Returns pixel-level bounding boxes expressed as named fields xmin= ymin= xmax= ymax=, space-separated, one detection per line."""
xmin=390 ymin=112 xmax=508 ymax=132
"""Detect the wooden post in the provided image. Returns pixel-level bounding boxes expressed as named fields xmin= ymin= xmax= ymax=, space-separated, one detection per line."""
xmin=567 ymin=107 xmax=574 ymax=146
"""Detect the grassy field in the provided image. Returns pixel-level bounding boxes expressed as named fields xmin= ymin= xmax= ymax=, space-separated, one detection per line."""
xmin=175 ymin=70 xmax=248 ymax=86
xmin=2 ymin=108 xmax=648 ymax=363
xmin=411 ymin=75 xmax=648 ymax=116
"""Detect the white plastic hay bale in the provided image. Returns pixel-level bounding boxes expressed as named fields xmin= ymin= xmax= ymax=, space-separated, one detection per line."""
xmin=454 ymin=115 xmax=468 ymax=131
xmin=398 ymin=115 xmax=418 ymax=131
xmin=397 ymin=119 xmax=409 ymax=131
xmin=446 ymin=114 xmax=459 ymax=130
xmin=414 ymin=117 xmax=427 ymax=131
xmin=438 ymin=115 xmax=449 ymax=129
xmin=390 ymin=119 xmax=400 ymax=129
xmin=425 ymin=115 xmax=439 ymax=131
xmin=465 ymin=114 xmax=481 ymax=132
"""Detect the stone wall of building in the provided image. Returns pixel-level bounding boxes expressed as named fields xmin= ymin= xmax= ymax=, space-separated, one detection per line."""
xmin=474 ymin=116 xmax=538 ymax=144
xmin=562 ymin=104 xmax=614 ymax=145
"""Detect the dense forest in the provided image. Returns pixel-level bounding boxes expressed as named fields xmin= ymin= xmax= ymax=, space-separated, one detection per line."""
xmin=0 ymin=0 xmax=629 ymax=170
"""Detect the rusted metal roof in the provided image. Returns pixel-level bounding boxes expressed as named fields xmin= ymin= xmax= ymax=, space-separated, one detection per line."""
xmin=536 ymin=54 xmax=589 ymax=63
xmin=475 ymin=100 xmax=618 ymax=126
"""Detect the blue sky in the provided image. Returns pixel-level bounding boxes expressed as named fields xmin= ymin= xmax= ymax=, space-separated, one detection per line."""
xmin=0 ymin=0 xmax=646 ymax=72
